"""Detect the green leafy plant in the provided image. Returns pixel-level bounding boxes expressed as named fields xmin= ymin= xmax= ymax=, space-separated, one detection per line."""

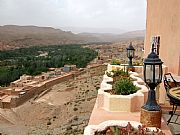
xmin=133 ymin=61 xmax=143 ymax=66
xmin=112 ymin=69 xmax=129 ymax=77
xmin=111 ymin=59 xmax=121 ymax=65
xmin=106 ymin=71 xmax=113 ymax=77
xmin=113 ymin=79 xmax=138 ymax=95
xmin=0 ymin=44 xmax=98 ymax=86
xmin=111 ymin=69 xmax=130 ymax=83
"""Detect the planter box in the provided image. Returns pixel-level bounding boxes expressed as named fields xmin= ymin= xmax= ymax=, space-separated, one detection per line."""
xmin=84 ymin=120 xmax=161 ymax=135
xmin=98 ymin=72 xmax=148 ymax=112
xmin=107 ymin=64 xmax=124 ymax=72
xmin=84 ymin=120 xmax=141 ymax=135
xmin=107 ymin=64 xmax=144 ymax=75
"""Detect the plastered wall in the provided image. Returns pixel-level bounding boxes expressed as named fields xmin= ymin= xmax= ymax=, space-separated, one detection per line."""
xmin=145 ymin=0 xmax=180 ymax=75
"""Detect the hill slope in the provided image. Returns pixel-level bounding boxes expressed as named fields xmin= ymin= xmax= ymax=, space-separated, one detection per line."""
xmin=0 ymin=25 xmax=145 ymax=50
xmin=78 ymin=30 xmax=145 ymax=42
xmin=0 ymin=25 xmax=97 ymax=50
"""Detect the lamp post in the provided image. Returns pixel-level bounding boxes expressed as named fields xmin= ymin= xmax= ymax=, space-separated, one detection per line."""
xmin=126 ymin=42 xmax=135 ymax=71
xmin=140 ymin=47 xmax=163 ymax=128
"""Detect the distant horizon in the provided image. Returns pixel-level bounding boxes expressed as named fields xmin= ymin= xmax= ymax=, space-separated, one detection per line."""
xmin=0 ymin=24 xmax=145 ymax=34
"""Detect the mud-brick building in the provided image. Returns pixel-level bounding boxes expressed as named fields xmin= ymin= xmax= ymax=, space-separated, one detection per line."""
xmin=145 ymin=0 xmax=180 ymax=75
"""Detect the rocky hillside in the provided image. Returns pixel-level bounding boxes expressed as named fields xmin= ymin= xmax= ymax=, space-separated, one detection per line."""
xmin=0 ymin=25 xmax=97 ymax=50
xmin=0 ymin=65 xmax=106 ymax=135
xmin=0 ymin=25 xmax=145 ymax=50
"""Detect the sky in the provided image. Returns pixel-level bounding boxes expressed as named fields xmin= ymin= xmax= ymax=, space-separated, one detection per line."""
xmin=0 ymin=0 xmax=147 ymax=33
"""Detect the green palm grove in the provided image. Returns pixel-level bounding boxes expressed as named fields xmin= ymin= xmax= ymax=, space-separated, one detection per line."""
xmin=0 ymin=44 xmax=98 ymax=86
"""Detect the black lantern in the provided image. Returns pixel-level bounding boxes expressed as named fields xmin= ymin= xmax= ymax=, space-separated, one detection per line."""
xmin=142 ymin=49 xmax=163 ymax=111
xmin=126 ymin=42 xmax=135 ymax=69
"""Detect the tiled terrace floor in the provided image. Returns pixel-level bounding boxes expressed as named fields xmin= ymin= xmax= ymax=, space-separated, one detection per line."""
xmin=162 ymin=104 xmax=180 ymax=135
xmin=163 ymin=112 xmax=180 ymax=135
xmin=161 ymin=99 xmax=180 ymax=134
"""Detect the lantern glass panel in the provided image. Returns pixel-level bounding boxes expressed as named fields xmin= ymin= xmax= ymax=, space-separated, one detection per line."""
xmin=127 ymin=50 xmax=130 ymax=57
xmin=155 ymin=65 xmax=160 ymax=83
xmin=155 ymin=64 xmax=162 ymax=83
xmin=127 ymin=50 xmax=134 ymax=57
xmin=145 ymin=64 xmax=154 ymax=83
xmin=130 ymin=50 xmax=134 ymax=57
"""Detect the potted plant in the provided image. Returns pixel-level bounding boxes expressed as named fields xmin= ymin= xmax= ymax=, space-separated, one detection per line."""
xmin=111 ymin=69 xmax=130 ymax=83
xmin=111 ymin=59 xmax=121 ymax=65
xmin=99 ymin=70 xmax=148 ymax=112
xmin=112 ymin=79 xmax=138 ymax=95
xmin=106 ymin=71 xmax=113 ymax=78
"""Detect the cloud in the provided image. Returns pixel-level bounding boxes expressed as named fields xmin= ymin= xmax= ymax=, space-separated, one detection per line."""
xmin=0 ymin=0 xmax=146 ymax=31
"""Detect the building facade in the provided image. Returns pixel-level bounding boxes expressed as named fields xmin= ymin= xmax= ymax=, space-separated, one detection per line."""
xmin=145 ymin=0 xmax=180 ymax=75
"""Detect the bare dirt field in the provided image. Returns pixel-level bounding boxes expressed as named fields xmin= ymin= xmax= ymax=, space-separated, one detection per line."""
xmin=0 ymin=66 xmax=106 ymax=135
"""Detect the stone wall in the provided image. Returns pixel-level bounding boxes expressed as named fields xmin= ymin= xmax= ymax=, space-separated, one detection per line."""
xmin=0 ymin=64 xmax=106 ymax=108
xmin=0 ymin=73 xmax=74 ymax=108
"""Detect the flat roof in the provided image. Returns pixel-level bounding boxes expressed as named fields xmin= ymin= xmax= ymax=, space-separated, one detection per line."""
xmin=0 ymin=95 xmax=8 ymax=100
xmin=2 ymin=96 xmax=12 ymax=103
xmin=14 ymin=87 xmax=24 ymax=92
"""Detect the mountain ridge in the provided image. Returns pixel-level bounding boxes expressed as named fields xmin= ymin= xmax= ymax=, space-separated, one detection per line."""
xmin=0 ymin=25 xmax=145 ymax=50
xmin=78 ymin=30 xmax=145 ymax=42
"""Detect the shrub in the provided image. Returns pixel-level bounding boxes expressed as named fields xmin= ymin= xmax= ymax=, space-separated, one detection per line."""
xmin=112 ymin=69 xmax=129 ymax=77
xmin=133 ymin=61 xmax=143 ymax=66
xmin=106 ymin=71 xmax=113 ymax=77
xmin=111 ymin=59 xmax=121 ymax=65
xmin=73 ymin=107 xmax=78 ymax=111
xmin=47 ymin=120 xmax=51 ymax=125
xmin=113 ymin=79 xmax=138 ymax=95
xmin=112 ymin=69 xmax=130 ymax=83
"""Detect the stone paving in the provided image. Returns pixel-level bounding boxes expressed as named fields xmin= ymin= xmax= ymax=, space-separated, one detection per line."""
xmin=163 ymin=111 xmax=180 ymax=135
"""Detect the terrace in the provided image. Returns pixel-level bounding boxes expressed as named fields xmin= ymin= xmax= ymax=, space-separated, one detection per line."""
xmin=85 ymin=63 xmax=180 ymax=134
xmin=84 ymin=63 xmax=179 ymax=134
xmin=84 ymin=1 xmax=180 ymax=134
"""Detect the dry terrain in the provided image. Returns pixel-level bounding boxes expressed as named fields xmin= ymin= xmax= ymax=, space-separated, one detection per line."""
xmin=0 ymin=66 xmax=106 ymax=135
xmin=0 ymin=25 xmax=97 ymax=50
xmin=85 ymin=39 xmax=144 ymax=64
xmin=0 ymin=25 xmax=145 ymax=50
